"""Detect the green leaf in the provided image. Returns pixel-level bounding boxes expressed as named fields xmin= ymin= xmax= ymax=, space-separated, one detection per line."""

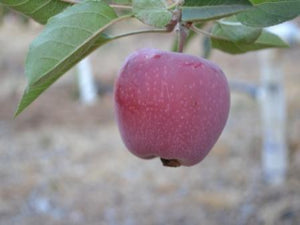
xmin=0 ymin=0 xmax=73 ymax=24
xmin=181 ymin=0 xmax=253 ymax=22
xmin=213 ymin=17 xmax=262 ymax=43
xmin=15 ymin=0 xmax=119 ymax=116
xmin=211 ymin=26 xmax=288 ymax=54
xmin=237 ymin=0 xmax=300 ymax=27
xmin=132 ymin=0 xmax=172 ymax=28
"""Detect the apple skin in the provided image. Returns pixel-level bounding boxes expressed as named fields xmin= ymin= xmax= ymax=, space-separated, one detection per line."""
xmin=114 ymin=48 xmax=230 ymax=167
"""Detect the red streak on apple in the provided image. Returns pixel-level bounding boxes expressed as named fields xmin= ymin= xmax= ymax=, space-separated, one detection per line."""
xmin=114 ymin=48 xmax=230 ymax=167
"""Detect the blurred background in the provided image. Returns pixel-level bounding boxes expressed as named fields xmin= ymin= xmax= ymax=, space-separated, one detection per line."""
xmin=0 ymin=11 xmax=300 ymax=225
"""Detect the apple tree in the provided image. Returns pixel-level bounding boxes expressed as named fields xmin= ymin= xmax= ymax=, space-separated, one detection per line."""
xmin=1 ymin=0 xmax=299 ymax=169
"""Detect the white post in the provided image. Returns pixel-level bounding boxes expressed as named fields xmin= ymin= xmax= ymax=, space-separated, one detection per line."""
xmin=257 ymin=22 xmax=300 ymax=185
xmin=227 ymin=22 xmax=300 ymax=185
xmin=77 ymin=57 xmax=97 ymax=105
xmin=258 ymin=50 xmax=287 ymax=185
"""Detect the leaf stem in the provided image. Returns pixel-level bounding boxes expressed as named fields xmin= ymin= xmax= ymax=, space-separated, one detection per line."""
xmin=110 ymin=28 xmax=171 ymax=41
xmin=60 ymin=0 xmax=133 ymax=9
xmin=190 ymin=24 xmax=228 ymax=41
xmin=168 ymin=0 xmax=185 ymax=10
xmin=167 ymin=2 xmax=178 ymax=10
xmin=190 ymin=24 xmax=214 ymax=38
xmin=110 ymin=4 xmax=132 ymax=9
xmin=60 ymin=0 xmax=77 ymax=4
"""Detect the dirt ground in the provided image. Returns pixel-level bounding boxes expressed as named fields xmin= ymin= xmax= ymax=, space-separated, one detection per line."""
xmin=0 ymin=18 xmax=300 ymax=225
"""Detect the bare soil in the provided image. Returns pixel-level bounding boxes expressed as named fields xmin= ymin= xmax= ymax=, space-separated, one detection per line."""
xmin=0 ymin=19 xmax=300 ymax=225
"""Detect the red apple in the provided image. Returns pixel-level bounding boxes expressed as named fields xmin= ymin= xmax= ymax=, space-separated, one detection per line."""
xmin=114 ymin=48 xmax=230 ymax=167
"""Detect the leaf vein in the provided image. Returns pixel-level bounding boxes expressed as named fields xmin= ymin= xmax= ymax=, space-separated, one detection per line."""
xmin=5 ymin=0 xmax=30 ymax=7
xmin=40 ymin=56 xmax=60 ymax=62
xmin=59 ymin=11 xmax=114 ymax=22
xmin=30 ymin=0 xmax=52 ymax=15
xmin=49 ymin=25 xmax=95 ymax=35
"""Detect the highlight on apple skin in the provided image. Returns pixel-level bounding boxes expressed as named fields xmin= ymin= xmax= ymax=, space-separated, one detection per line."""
xmin=114 ymin=48 xmax=230 ymax=167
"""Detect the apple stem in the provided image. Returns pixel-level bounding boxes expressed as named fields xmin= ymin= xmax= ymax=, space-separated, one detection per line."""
xmin=177 ymin=28 xmax=184 ymax=52
xmin=177 ymin=24 xmax=188 ymax=52
xmin=174 ymin=6 xmax=188 ymax=53
xmin=160 ymin=158 xmax=181 ymax=167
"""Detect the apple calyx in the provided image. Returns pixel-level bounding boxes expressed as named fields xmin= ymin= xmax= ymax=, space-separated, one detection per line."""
xmin=160 ymin=158 xmax=182 ymax=167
